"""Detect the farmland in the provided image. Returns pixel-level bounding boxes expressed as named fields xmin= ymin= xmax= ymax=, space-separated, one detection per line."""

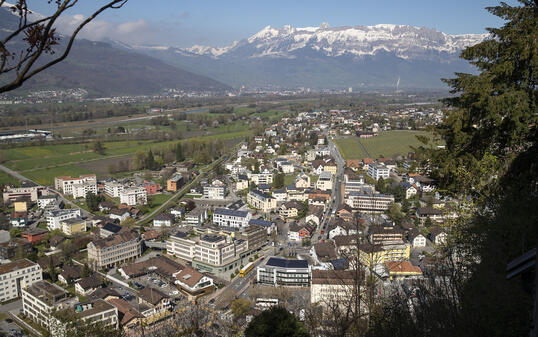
xmin=334 ymin=130 xmax=441 ymax=160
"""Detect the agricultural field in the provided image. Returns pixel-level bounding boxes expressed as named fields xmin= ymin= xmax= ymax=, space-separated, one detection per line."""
xmin=0 ymin=170 xmax=20 ymax=186
xmin=335 ymin=130 xmax=441 ymax=160
xmin=1 ymin=129 xmax=250 ymax=186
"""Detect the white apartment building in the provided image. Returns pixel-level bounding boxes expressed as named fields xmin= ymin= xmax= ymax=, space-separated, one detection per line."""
xmin=37 ymin=196 xmax=57 ymax=209
xmin=311 ymin=270 xmax=358 ymax=306
xmin=119 ymin=187 xmax=147 ymax=206
xmin=250 ymin=169 xmax=274 ymax=185
xmin=54 ymin=175 xmax=97 ymax=198
xmin=3 ymin=185 xmax=41 ymax=203
xmin=0 ymin=259 xmax=42 ymax=303
xmin=166 ymin=232 xmax=236 ymax=267
xmin=22 ymin=280 xmax=76 ymax=330
xmin=247 ymin=190 xmax=277 ymax=213
xmin=213 ymin=208 xmax=252 ymax=229
xmin=345 ymin=192 xmax=394 ymax=213
xmin=316 ymin=171 xmax=334 ymax=191
xmin=104 ymin=181 xmax=124 ymax=198
xmin=367 ymin=164 xmax=390 ymax=181
xmin=203 ymin=182 xmax=226 ymax=200
xmin=45 ymin=208 xmax=82 ymax=231
xmin=52 ymin=300 xmax=119 ymax=334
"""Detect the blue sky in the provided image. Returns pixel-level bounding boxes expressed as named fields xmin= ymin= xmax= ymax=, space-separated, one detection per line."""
xmin=30 ymin=0 xmax=516 ymax=47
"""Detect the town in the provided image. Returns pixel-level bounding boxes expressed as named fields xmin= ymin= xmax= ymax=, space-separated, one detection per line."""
xmin=0 ymin=106 xmax=457 ymax=336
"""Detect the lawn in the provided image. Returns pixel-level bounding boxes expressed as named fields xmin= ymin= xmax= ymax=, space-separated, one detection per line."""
xmin=146 ymin=193 xmax=173 ymax=213
xmin=0 ymin=171 xmax=20 ymax=186
xmin=23 ymin=165 xmax=93 ymax=185
xmin=284 ymin=174 xmax=297 ymax=186
xmin=334 ymin=130 xmax=440 ymax=160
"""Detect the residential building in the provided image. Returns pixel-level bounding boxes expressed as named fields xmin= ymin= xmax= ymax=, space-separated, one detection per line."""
xmin=3 ymin=185 xmax=41 ymax=202
xmin=311 ymin=270 xmax=360 ymax=305
xmin=167 ymin=174 xmax=183 ymax=192
xmin=323 ymin=161 xmax=338 ymax=175
xmin=288 ymin=224 xmax=313 ymax=241
xmin=279 ymin=201 xmax=303 ymax=218
xmin=184 ymin=207 xmax=208 ymax=226
xmin=10 ymin=211 xmax=27 ymax=227
xmin=251 ymin=169 xmax=274 ymax=185
xmin=235 ymin=175 xmax=249 ymax=191
xmin=247 ymin=190 xmax=277 ymax=213
xmin=239 ymin=225 xmax=267 ymax=251
xmin=109 ymin=209 xmax=130 ymax=222
xmin=203 ymin=181 xmax=226 ymax=200
xmin=248 ymin=218 xmax=276 ymax=235
xmin=408 ymin=228 xmax=427 ymax=247
xmin=310 ymin=242 xmax=338 ymax=269
xmin=137 ymin=287 xmax=171 ymax=318
xmin=272 ymin=189 xmax=287 ymax=201
xmin=37 ymin=195 xmax=57 ymax=209
xmin=21 ymin=228 xmax=48 ymax=244
xmin=367 ymin=164 xmax=390 ymax=181
xmin=60 ymin=217 xmax=87 ymax=236
xmin=173 ymin=266 xmax=215 ymax=296
xmin=257 ymin=257 xmax=311 ymax=287
xmin=316 ymin=171 xmax=334 ymax=191
xmin=104 ymin=181 xmax=124 ymax=198
xmin=416 ymin=207 xmax=444 ymax=223
xmin=45 ymin=208 xmax=82 ymax=231
xmin=142 ymin=181 xmax=161 ymax=195
xmin=87 ymin=229 xmax=142 ymax=269
xmin=369 ymin=225 xmax=404 ymax=245
xmin=100 ymin=223 xmax=122 ymax=238
xmin=429 ymin=226 xmax=448 ymax=245
xmin=54 ymin=174 xmax=97 ymax=198
xmin=153 ymin=213 xmax=174 ymax=227
xmin=345 ymin=191 xmax=394 ymax=213
xmin=22 ymin=280 xmax=76 ymax=330
xmin=384 ymin=261 xmax=423 ymax=279
xmin=359 ymin=242 xmax=411 ymax=267
xmin=295 ymin=173 xmax=311 ymax=189
xmin=213 ymin=208 xmax=252 ymax=229
xmin=53 ymin=299 xmax=119 ymax=333
xmin=120 ymin=187 xmax=147 ymax=206
xmin=0 ymin=238 xmax=33 ymax=260
xmin=75 ymin=275 xmax=104 ymax=296
xmin=0 ymin=259 xmax=42 ymax=302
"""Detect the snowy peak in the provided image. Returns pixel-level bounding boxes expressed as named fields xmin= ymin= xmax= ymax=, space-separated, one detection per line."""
xmin=183 ymin=23 xmax=487 ymax=59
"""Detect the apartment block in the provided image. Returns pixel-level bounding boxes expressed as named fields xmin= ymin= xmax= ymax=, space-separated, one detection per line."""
xmin=104 ymin=182 xmax=124 ymax=198
xmin=367 ymin=164 xmax=390 ymax=181
xmin=119 ymin=187 xmax=147 ymax=206
xmin=55 ymin=174 xmax=97 ymax=198
xmin=213 ymin=208 xmax=252 ymax=229
xmin=256 ymin=257 xmax=311 ymax=287
xmin=247 ymin=189 xmax=277 ymax=213
xmin=46 ymin=208 xmax=82 ymax=231
xmin=0 ymin=259 xmax=42 ymax=302
xmin=87 ymin=229 xmax=142 ymax=269
xmin=345 ymin=192 xmax=394 ymax=213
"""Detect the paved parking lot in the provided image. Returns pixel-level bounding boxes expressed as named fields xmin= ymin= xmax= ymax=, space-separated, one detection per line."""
xmin=131 ymin=273 xmax=182 ymax=298
xmin=0 ymin=300 xmax=24 ymax=336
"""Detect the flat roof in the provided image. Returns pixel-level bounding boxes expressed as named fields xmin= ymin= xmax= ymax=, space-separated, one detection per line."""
xmin=214 ymin=208 xmax=249 ymax=218
xmin=265 ymin=257 xmax=308 ymax=269
xmin=0 ymin=258 xmax=38 ymax=274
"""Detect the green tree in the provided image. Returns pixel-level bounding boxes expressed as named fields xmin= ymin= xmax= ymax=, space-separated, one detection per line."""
xmin=175 ymin=142 xmax=185 ymax=162
xmin=375 ymin=177 xmax=386 ymax=193
xmin=82 ymin=263 xmax=91 ymax=278
xmin=85 ymin=192 xmax=104 ymax=211
xmin=230 ymin=298 xmax=251 ymax=320
xmin=145 ymin=149 xmax=157 ymax=170
xmin=245 ymin=307 xmax=310 ymax=337
xmin=92 ymin=141 xmax=105 ymax=155
xmin=48 ymin=257 xmax=57 ymax=282
xmin=273 ymin=173 xmax=285 ymax=189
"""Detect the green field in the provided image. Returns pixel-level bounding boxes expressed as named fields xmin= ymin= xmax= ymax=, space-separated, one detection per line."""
xmin=335 ymin=130 xmax=440 ymax=160
xmin=284 ymin=174 xmax=296 ymax=186
xmin=0 ymin=171 xmax=20 ymax=186
xmin=2 ymin=129 xmax=251 ymax=186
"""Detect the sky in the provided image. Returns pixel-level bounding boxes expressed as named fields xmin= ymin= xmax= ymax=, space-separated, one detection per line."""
xmin=27 ymin=0 xmax=517 ymax=47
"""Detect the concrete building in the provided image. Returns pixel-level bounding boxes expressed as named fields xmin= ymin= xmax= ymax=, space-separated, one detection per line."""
xmin=46 ymin=208 xmax=82 ymax=231
xmin=257 ymin=257 xmax=311 ymax=287
xmin=311 ymin=270 xmax=360 ymax=306
xmin=184 ymin=208 xmax=208 ymax=226
xmin=0 ymin=259 xmax=42 ymax=302
xmin=87 ymin=230 xmax=142 ymax=269
xmin=345 ymin=192 xmax=394 ymax=213
xmin=3 ymin=185 xmax=41 ymax=203
xmin=203 ymin=181 xmax=226 ymax=200
xmin=167 ymin=174 xmax=183 ymax=192
xmin=104 ymin=181 xmax=124 ymax=198
xmin=119 ymin=187 xmax=147 ymax=206
xmin=55 ymin=174 xmax=97 ymax=198
xmin=367 ymin=163 xmax=390 ymax=181
xmin=316 ymin=171 xmax=334 ymax=191
xmin=22 ymin=280 xmax=76 ymax=330
xmin=37 ymin=195 xmax=57 ymax=209
xmin=247 ymin=190 xmax=277 ymax=213
xmin=60 ymin=217 xmax=87 ymax=236
xmin=213 ymin=208 xmax=252 ymax=229
xmin=250 ymin=169 xmax=274 ymax=185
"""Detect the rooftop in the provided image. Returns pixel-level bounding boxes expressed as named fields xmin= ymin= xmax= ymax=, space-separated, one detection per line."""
xmin=0 ymin=258 xmax=38 ymax=274
xmin=265 ymin=257 xmax=309 ymax=269
xmin=214 ymin=208 xmax=250 ymax=218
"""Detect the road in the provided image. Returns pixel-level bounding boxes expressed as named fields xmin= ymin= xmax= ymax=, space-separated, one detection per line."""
xmin=0 ymin=164 xmax=37 ymax=183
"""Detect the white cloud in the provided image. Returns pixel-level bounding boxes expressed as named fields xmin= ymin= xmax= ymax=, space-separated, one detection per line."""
xmin=55 ymin=15 xmax=159 ymax=45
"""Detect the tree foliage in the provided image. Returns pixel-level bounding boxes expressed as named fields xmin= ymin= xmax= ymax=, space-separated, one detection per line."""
xmin=245 ymin=307 xmax=310 ymax=337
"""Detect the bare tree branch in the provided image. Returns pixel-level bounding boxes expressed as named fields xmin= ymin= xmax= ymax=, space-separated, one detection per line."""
xmin=0 ymin=0 xmax=128 ymax=93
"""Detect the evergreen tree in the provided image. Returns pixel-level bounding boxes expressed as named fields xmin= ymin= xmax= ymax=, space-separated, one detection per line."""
xmin=175 ymin=142 xmax=185 ymax=162
xmin=245 ymin=307 xmax=310 ymax=337
xmin=146 ymin=149 xmax=157 ymax=170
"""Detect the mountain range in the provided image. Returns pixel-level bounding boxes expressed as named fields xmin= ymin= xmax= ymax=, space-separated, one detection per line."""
xmin=0 ymin=6 xmax=229 ymax=96
xmin=131 ymin=23 xmax=487 ymax=90
xmin=1 ymin=3 xmax=488 ymax=95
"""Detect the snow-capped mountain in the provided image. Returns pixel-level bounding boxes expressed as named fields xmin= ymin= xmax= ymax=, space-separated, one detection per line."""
xmin=177 ymin=23 xmax=487 ymax=60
